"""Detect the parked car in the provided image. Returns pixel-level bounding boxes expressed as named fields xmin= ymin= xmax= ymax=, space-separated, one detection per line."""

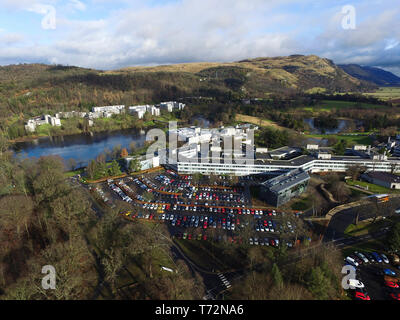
xmin=380 ymin=253 xmax=390 ymax=264
xmin=354 ymin=289 xmax=371 ymax=301
xmin=345 ymin=256 xmax=359 ymax=267
xmin=383 ymin=269 xmax=397 ymax=277
xmin=372 ymin=252 xmax=383 ymax=263
xmin=390 ymin=292 xmax=400 ymax=300
xmin=365 ymin=252 xmax=376 ymax=263
xmin=347 ymin=279 xmax=365 ymax=289
xmin=354 ymin=251 xmax=369 ymax=264
xmin=385 ymin=281 xmax=399 ymax=288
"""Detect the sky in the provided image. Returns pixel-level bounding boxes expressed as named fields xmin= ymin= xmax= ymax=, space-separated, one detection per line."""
xmin=0 ymin=0 xmax=399 ymax=75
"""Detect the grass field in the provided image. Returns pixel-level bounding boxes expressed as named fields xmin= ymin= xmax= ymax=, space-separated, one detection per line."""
xmin=341 ymin=239 xmax=386 ymax=257
xmin=64 ymin=168 xmax=84 ymax=177
xmin=344 ymin=219 xmax=389 ymax=237
xmin=235 ymin=114 xmax=284 ymax=129
xmin=304 ymin=100 xmax=387 ymax=113
xmin=305 ymin=133 xmax=373 ymax=146
xmin=364 ymin=87 xmax=400 ymax=101
xmin=346 ymin=179 xmax=400 ymax=194
xmin=35 ymin=123 xmax=53 ymax=136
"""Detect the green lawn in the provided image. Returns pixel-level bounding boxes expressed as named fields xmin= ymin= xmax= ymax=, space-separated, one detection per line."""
xmin=364 ymin=87 xmax=400 ymax=101
xmin=344 ymin=219 xmax=389 ymax=237
xmin=305 ymin=133 xmax=373 ymax=146
xmin=346 ymin=179 xmax=400 ymax=194
xmin=304 ymin=100 xmax=387 ymax=113
xmin=291 ymin=197 xmax=312 ymax=211
xmin=36 ymin=123 xmax=53 ymax=136
xmin=64 ymin=168 xmax=84 ymax=177
xmin=341 ymin=239 xmax=386 ymax=257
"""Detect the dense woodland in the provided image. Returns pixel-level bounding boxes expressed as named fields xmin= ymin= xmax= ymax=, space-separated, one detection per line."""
xmin=0 ymin=133 xmax=206 ymax=299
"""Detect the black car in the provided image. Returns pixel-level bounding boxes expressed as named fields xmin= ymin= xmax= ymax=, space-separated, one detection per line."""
xmin=365 ymin=252 xmax=376 ymax=263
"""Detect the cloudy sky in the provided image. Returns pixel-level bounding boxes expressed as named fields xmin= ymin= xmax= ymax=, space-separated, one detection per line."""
xmin=0 ymin=0 xmax=399 ymax=74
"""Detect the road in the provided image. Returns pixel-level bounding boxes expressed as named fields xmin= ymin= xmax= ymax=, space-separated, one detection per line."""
xmin=323 ymin=197 xmax=400 ymax=242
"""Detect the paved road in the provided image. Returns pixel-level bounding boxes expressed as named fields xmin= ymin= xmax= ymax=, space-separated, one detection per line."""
xmin=323 ymin=198 xmax=400 ymax=242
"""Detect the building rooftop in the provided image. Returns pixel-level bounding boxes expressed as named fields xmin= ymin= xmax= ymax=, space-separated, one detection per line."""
xmin=260 ymin=169 xmax=310 ymax=193
xmin=363 ymin=171 xmax=400 ymax=184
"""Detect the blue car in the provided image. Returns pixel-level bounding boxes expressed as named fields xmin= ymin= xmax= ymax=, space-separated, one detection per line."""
xmin=372 ymin=252 xmax=382 ymax=263
xmin=384 ymin=269 xmax=397 ymax=276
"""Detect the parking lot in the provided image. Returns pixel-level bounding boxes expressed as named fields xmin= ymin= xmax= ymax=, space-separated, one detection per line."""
xmin=89 ymin=168 xmax=303 ymax=248
xmin=344 ymin=251 xmax=400 ymax=300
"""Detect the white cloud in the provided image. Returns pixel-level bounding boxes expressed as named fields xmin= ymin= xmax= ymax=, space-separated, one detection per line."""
xmin=0 ymin=0 xmax=399 ymax=75
xmin=385 ymin=39 xmax=399 ymax=51
xmin=68 ymin=0 xmax=86 ymax=11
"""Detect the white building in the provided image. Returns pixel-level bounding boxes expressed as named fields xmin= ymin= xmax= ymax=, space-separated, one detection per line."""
xmin=92 ymin=105 xmax=125 ymax=114
xmin=307 ymin=144 xmax=319 ymax=150
xmin=128 ymin=105 xmax=161 ymax=119
xmin=24 ymin=114 xmax=61 ymax=132
xmin=160 ymin=101 xmax=185 ymax=112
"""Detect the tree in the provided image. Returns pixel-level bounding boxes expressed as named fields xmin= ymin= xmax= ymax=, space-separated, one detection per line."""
xmin=128 ymin=158 xmax=141 ymax=173
xmin=271 ymin=263 xmax=283 ymax=290
xmin=306 ymin=267 xmax=330 ymax=300
xmin=346 ymin=164 xmax=366 ymax=181
xmin=0 ymin=131 xmax=9 ymax=156
xmin=386 ymin=222 xmax=400 ymax=252
xmin=109 ymin=160 xmax=121 ymax=177
xmin=129 ymin=141 xmax=137 ymax=155
xmin=67 ymin=158 xmax=77 ymax=171
xmin=87 ymin=160 xmax=97 ymax=179
xmin=120 ymin=148 xmax=129 ymax=158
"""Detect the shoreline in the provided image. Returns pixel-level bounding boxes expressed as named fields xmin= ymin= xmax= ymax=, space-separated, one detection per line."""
xmin=8 ymin=124 xmax=162 ymax=144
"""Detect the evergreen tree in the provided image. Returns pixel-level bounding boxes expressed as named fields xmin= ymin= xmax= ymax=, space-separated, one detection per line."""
xmin=307 ymin=267 xmax=330 ymax=300
xmin=386 ymin=222 xmax=400 ymax=252
xmin=109 ymin=160 xmax=121 ymax=177
xmin=271 ymin=263 xmax=283 ymax=289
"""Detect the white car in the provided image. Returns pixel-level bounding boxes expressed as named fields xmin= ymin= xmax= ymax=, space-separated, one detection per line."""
xmin=347 ymin=279 xmax=365 ymax=289
xmin=345 ymin=256 xmax=359 ymax=267
xmin=354 ymin=251 xmax=369 ymax=264
xmin=381 ymin=253 xmax=390 ymax=264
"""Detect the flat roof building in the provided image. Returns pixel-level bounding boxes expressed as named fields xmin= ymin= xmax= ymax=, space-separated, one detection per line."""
xmin=361 ymin=171 xmax=400 ymax=190
xmin=259 ymin=169 xmax=310 ymax=207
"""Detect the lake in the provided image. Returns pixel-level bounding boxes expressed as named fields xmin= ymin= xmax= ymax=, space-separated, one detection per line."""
xmin=12 ymin=129 xmax=147 ymax=168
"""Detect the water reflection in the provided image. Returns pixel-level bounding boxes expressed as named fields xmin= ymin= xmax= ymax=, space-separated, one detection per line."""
xmin=12 ymin=129 xmax=147 ymax=167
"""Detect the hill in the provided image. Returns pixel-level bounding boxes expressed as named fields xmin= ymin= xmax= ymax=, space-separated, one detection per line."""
xmin=338 ymin=64 xmax=400 ymax=86
xmin=0 ymin=55 xmax=376 ymax=125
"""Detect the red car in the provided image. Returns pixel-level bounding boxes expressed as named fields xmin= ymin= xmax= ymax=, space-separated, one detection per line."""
xmin=203 ymin=221 xmax=208 ymax=229
xmin=385 ymin=281 xmax=399 ymax=288
xmin=390 ymin=292 xmax=400 ymax=300
xmin=188 ymin=234 xmax=192 ymax=240
xmin=355 ymin=291 xmax=371 ymax=301
xmin=203 ymin=234 xmax=207 ymax=241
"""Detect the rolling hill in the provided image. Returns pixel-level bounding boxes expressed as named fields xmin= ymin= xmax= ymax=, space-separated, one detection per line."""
xmin=0 ymin=55 xmax=377 ymax=124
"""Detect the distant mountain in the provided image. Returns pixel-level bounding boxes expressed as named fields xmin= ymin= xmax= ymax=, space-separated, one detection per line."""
xmin=338 ymin=64 xmax=400 ymax=86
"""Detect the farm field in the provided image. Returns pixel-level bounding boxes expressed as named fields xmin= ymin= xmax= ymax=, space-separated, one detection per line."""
xmin=364 ymin=87 xmax=400 ymax=101
xmin=303 ymin=99 xmax=388 ymax=113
